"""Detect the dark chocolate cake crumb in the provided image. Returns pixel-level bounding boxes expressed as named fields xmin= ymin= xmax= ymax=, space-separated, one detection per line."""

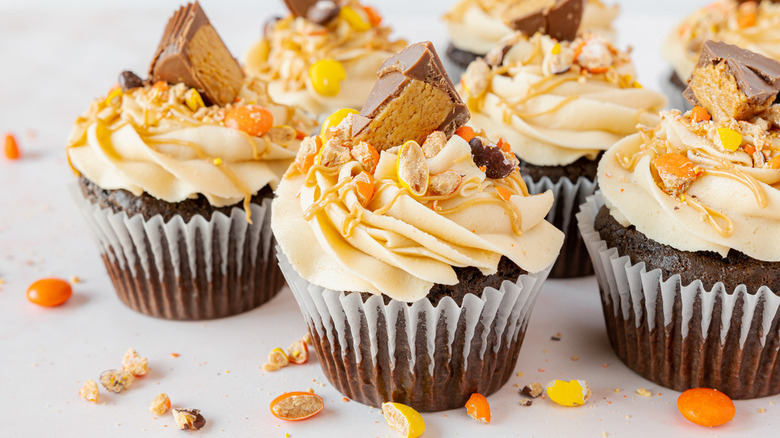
xmin=594 ymin=205 xmax=780 ymax=292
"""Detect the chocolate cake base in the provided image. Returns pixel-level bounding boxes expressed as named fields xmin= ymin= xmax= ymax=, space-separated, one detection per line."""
xmin=446 ymin=43 xmax=480 ymax=70
xmin=580 ymin=198 xmax=780 ymax=399
xmin=521 ymin=155 xmax=600 ymax=278
xmin=76 ymin=178 xmax=284 ymax=320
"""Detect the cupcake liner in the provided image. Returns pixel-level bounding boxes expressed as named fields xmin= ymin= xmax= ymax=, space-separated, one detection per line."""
xmin=277 ymin=248 xmax=552 ymax=412
xmin=524 ymin=175 xmax=598 ymax=278
xmin=71 ymin=183 xmax=284 ymax=320
xmin=577 ymin=192 xmax=780 ymax=399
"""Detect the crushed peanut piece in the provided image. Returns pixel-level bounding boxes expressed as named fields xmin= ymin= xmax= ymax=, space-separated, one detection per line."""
xmin=318 ymin=139 xmax=351 ymax=168
xmin=150 ymin=393 xmax=171 ymax=416
xmin=99 ymin=369 xmax=134 ymax=393
xmin=427 ymin=171 xmax=462 ymax=196
xmin=79 ymin=379 xmax=99 ymax=403
xmin=462 ymin=58 xmax=491 ymax=98
xmin=263 ymin=347 xmax=289 ymax=372
xmin=122 ymin=348 xmax=149 ymax=377
xmin=172 ymin=408 xmax=206 ymax=430
xmin=636 ymin=388 xmax=652 ymax=397
xmin=520 ymin=399 xmax=533 ymax=407
xmin=421 ymin=131 xmax=447 ymax=158
xmin=521 ymin=383 xmax=544 ymax=398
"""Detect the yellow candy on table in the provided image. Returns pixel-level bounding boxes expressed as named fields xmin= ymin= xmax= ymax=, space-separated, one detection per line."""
xmin=546 ymin=379 xmax=591 ymax=407
xmin=715 ymin=127 xmax=742 ymax=152
xmin=309 ymin=59 xmax=347 ymax=97
xmin=320 ymin=108 xmax=359 ymax=140
xmin=339 ymin=6 xmax=371 ymax=32
xmin=381 ymin=402 xmax=425 ymax=438
xmin=185 ymin=88 xmax=205 ymax=112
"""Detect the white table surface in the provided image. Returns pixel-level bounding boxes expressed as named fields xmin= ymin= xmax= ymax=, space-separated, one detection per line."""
xmin=2 ymin=0 xmax=777 ymax=436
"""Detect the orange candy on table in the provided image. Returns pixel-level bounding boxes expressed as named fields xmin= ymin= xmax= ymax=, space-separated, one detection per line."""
xmin=26 ymin=278 xmax=73 ymax=307
xmin=465 ymin=393 xmax=491 ymax=424
xmin=4 ymin=133 xmax=20 ymax=160
xmin=677 ymin=388 xmax=735 ymax=427
xmin=224 ymin=105 xmax=274 ymax=137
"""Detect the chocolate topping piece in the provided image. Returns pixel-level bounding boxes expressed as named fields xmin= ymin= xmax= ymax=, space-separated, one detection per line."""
xmin=149 ymin=2 xmax=244 ymax=106
xmin=306 ymin=0 xmax=340 ymax=25
xmin=352 ymin=41 xmax=470 ymax=151
xmin=504 ymin=0 xmax=583 ymax=42
xmin=118 ymin=71 xmax=144 ymax=92
xmin=469 ymin=137 xmax=518 ymax=179
xmin=684 ymin=40 xmax=780 ymax=122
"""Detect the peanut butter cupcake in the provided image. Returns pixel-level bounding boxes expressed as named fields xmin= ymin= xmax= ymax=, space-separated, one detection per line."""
xmin=67 ymin=2 xmax=316 ymax=320
xmin=245 ymin=0 xmax=406 ymax=117
xmin=579 ymin=41 xmax=780 ymax=398
xmin=459 ymin=24 xmax=667 ymax=277
xmin=273 ymin=42 xmax=563 ymax=411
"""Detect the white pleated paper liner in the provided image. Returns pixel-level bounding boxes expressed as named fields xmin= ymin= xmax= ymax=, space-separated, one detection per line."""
xmin=277 ymin=248 xmax=552 ymax=412
xmin=524 ymin=175 xmax=598 ymax=278
xmin=71 ymin=183 xmax=284 ymax=320
xmin=577 ymin=192 xmax=780 ymax=399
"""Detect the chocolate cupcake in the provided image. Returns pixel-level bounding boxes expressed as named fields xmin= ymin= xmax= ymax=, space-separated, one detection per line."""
xmin=67 ymin=2 xmax=317 ymax=320
xmin=442 ymin=0 xmax=618 ymax=72
xmin=662 ymin=0 xmax=780 ymax=110
xmin=272 ymin=42 xmax=563 ymax=411
xmin=459 ymin=30 xmax=667 ymax=277
xmin=244 ymin=0 xmax=406 ymax=117
xmin=578 ymin=41 xmax=780 ymax=398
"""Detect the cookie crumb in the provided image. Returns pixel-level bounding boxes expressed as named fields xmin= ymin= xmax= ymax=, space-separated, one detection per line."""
xmin=636 ymin=388 xmax=652 ymax=397
xmin=520 ymin=399 xmax=533 ymax=407
xmin=521 ymin=383 xmax=544 ymax=398
xmin=79 ymin=379 xmax=99 ymax=403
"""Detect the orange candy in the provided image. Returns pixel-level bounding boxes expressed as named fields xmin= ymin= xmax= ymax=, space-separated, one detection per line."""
xmin=26 ymin=278 xmax=73 ymax=307
xmin=4 ymin=133 xmax=20 ymax=160
xmin=363 ymin=5 xmax=382 ymax=26
xmin=465 ymin=393 xmax=491 ymax=424
xmin=455 ymin=126 xmax=475 ymax=142
xmin=497 ymin=137 xmax=511 ymax=153
xmin=677 ymin=388 xmax=735 ymax=427
xmin=691 ymin=106 xmax=711 ymax=123
xmin=270 ymin=392 xmax=324 ymax=421
xmin=225 ymin=105 xmax=274 ymax=137
xmin=496 ymin=186 xmax=513 ymax=202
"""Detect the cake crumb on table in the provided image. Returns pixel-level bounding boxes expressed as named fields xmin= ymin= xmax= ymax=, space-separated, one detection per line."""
xmin=636 ymin=388 xmax=652 ymax=397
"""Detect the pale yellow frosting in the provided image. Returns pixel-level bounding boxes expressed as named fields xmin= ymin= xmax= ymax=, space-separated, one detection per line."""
xmin=444 ymin=0 xmax=619 ymax=55
xmin=461 ymin=33 xmax=667 ymax=166
xmin=67 ymin=78 xmax=317 ymax=212
xmin=599 ymin=110 xmax=780 ymax=261
xmin=244 ymin=2 xmax=406 ymax=116
xmin=272 ymin=135 xmax=564 ymax=302
xmin=663 ymin=0 xmax=780 ymax=82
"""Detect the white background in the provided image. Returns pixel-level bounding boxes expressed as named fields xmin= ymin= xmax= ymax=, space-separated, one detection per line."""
xmin=4 ymin=0 xmax=777 ymax=437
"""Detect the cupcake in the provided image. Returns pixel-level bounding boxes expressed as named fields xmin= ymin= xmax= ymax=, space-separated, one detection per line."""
xmin=272 ymin=42 xmax=564 ymax=411
xmin=244 ymin=0 xmax=406 ymax=117
xmin=459 ymin=29 xmax=667 ymax=277
xmin=67 ymin=2 xmax=317 ymax=320
xmin=579 ymin=40 xmax=780 ymax=398
xmin=663 ymin=0 xmax=780 ymax=109
xmin=443 ymin=0 xmax=619 ymax=70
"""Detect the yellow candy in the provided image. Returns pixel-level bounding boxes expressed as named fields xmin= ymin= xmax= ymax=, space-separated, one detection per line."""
xmin=551 ymin=43 xmax=561 ymax=55
xmin=320 ymin=108 xmax=359 ymax=140
xmin=104 ymin=87 xmax=122 ymax=106
xmin=381 ymin=402 xmax=425 ymax=438
xmin=546 ymin=379 xmax=591 ymax=407
xmin=309 ymin=59 xmax=347 ymax=97
xmin=185 ymin=88 xmax=205 ymax=112
xmin=339 ymin=6 xmax=371 ymax=32
xmin=716 ymin=127 xmax=742 ymax=152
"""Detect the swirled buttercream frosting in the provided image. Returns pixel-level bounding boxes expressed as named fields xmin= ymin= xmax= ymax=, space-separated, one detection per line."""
xmin=460 ymin=32 xmax=667 ymax=166
xmin=272 ymin=117 xmax=564 ymax=302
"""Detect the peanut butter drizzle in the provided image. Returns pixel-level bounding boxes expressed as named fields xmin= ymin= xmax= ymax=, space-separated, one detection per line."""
xmin=506 ymin=95 xmax=579 ymax=120
xmin=303 ymin=177 xmax=350 ymax=221
xmin=679 ymin=193 xmax=734 ymax=238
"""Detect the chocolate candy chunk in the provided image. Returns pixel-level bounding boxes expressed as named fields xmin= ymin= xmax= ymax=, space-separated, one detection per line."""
xmin=118 ymin=71 xmax=144 ymax=92
xmin=504 ymin=0 xmax=584 ymax=42
xmin=352 ymin=41 xmax=470 ymax=151
xmin=284 ymin=0 xmax=340 ymax=24
xmin=684 ymin=40 xmax=780 ymax=122
xmin=469 ymin=137 xmax=518 ymax=179
xmin=149 ymin=2 xmax=244 ymax=106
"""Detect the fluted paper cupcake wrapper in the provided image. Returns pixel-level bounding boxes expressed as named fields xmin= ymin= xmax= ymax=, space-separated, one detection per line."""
xmin=577 ymin=192 xmax=780 ymax=399
xmin=71 ymin=184 xmax=284 ymax=320
xmin=524 ymin=175 xmax=598 ymax=278
xmin=277 ymin=248 xmax=552 ymax=412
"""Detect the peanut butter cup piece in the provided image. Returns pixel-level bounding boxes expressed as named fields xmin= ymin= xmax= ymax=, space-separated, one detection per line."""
xmin=504 ymin=0 xmax=584 ymax=42
xmin=149 ymin=2 xmax=244 ymax=106
xmin=684 ymin=40 xmax=780 ymax=122
xmin=352 ymin=41 xmax=470 ymax=151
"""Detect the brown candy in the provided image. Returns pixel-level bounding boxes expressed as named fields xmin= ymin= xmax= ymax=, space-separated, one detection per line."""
xmin=504 ymin=0 xmax=584 ymax=42
xmin=469 ymin=137 xmax=518 ymax=179
xmin=149 ymin=2 xmax=245 ymax=106
xmin=352 ymin=41 xmax=470 ymax=151
xmin=306 ymin=0 xmax=340 ymax=25
xmin=684 ymin=40 xmax=780 ymax=122
xmin=118 ymin=71 xmax=144 ymax=92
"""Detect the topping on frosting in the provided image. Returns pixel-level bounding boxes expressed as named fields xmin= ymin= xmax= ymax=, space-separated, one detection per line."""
xmin=150 ymin=2 xmax=244 ymax=106
xmin=600 ymin=42 xmax=780 ymax=260
xmin=460 ymin=32 xmax=666 ymax=166
xmin=504 ymin=0 xmax=584 ymax=42
xmin=664 ymin=0 xmax=780 ymax=82
xmin=244 ymin=0 xmax=406 ymax=115
xmin=352 ymin=41 xmax=470 ymax=151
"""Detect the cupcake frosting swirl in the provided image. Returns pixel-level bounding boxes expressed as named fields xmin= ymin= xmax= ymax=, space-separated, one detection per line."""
xmin=67 ymin=78 xmax=317 ymax=216
xmin=244 ymin=1 xmax=406 ymax=116
xmin=664 ymin=0 xmax=780 ymax=82
xmin=599 ymin=109 xmax=780 ymax=261
xmin=273 ymin=131 xmax=564 ymax=302
xmin=461 ymin=33 xmax=667 ymax=166
xmin=443 ymin=0 xmax=620 ymax=55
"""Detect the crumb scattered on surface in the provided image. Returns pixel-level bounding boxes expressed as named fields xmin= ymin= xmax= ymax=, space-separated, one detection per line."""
xmin=571 ymin=356 xmax=579 ymax=361
xmin=79 ymin=379 xmax=99 ymax=403
xmin=636 ymin=388 xmax=652 ymax=397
